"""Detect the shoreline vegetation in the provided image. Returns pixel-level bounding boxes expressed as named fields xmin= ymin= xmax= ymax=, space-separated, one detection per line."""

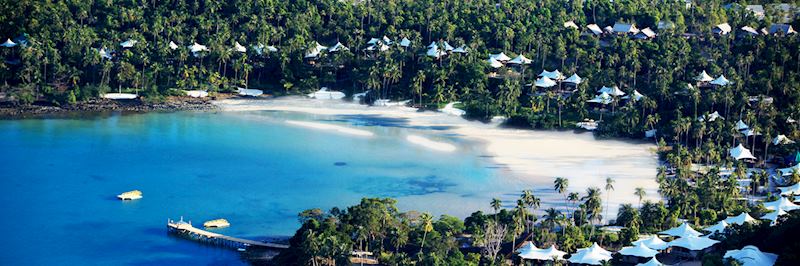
xmin=2 ymin=0 xmax=800 ymax=265
xmin=0 ymin=96 xmax=216 ymax=118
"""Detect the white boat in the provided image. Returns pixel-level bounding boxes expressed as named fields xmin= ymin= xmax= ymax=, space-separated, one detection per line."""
xmin=237 ymin=87 xmax=263 ymax=97
xmin=576 ymin=119 xmax=599 ymax=131
xmin=203 ymin=219 xmax=230 ymax=228
xmin=117 ymin=190 xmax=142 ymax=200
xmin=185 ymin=90 xmax=209 ymax=98
xmin=307 ymin=87 xmax=345 ymax=99
xmin=102 ymin=93 xmax=138 ymax=100
xmin=439 ymin=102 xmax=466 ymax=116
xmin=373 ymin=99 xmax=410 ymax=107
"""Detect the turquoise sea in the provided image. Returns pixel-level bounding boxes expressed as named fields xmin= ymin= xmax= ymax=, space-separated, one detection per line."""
xmin=0 ymin=110 xmax=512 ymax=265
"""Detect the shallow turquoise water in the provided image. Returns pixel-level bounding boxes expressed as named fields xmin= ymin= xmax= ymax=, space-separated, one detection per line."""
xmin=0 ymin=110 xmax=504 ymax=265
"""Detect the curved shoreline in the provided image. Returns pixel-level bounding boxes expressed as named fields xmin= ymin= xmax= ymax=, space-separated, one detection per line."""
xmin=214 ymin=97 xmax=662 ymax=218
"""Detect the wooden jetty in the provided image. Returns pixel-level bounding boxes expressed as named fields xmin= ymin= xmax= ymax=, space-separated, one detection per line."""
xmin=167 ymin=217 xmax=289 ymax=250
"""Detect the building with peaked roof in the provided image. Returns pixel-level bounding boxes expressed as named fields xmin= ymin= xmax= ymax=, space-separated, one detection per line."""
xmin=713 ymin=23 xmax=733 ymax=35
xmin=724 ymin=245 xmax=778 ymax=266
xmin=768 ymin=24 xmax=797 ymax=35
xmin=613 ymin=22 xmax=639 ymax=34
xmin=586 ymin=24 xmax=604 ymax=36
xmin=508 ymin=54 xmax=531 ymax=65
xmin=634 ymin=28 xmax=657 ymax=39
xmin=730 ymin=144 xmax=756 ymax=160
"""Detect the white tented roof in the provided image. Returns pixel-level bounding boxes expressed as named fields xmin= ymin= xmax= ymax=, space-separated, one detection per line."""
xmin=724 ymin=212 xmax=757 ymax=225
xmin=426 ymin=46 xmax=446 ymax=58
xmin=636 ymin=257 xmax=664 ymax=266
xmin=487 ymin=58 xmax=504 ymax=68
xmin=778 ymin=164 xmax=800 ymax=177
xmin=328 ymin=42 xmax=349 ymax=52
xmin=668 ymin=236 xmax=719 ymax=251
xmin=632 ymin=236 xmax=669 ymax=250
xmin=539 ymin=69 xmax=564 ymax=80
xmin=698 ymin=111 xmax=724 ymax=122
xmin=724 ymin=245 xmax=778 ymax=266
xmin=189 ymin=43 xmax=209 ymax=53
xmin=267 ymin=45 xmax=278 ymax=52
xmin=778 ymin=183 xmax=800 ymax=196
xmin=618 ymin=242 xmax=659 ymax=258
xmin=568 ymin=243 xmax=612 ymax=265
xmin=696 ymin=70 xmax=714 ymax=82
xmin=234 ymin=41 xmax=247 ymax=53
xmin=763 ymin=197 xmax=800 ymax=211
xmin=598 ymin=86 xmax=625 ymax=96
xmin=519 ymin=245 xmax=567 ymax=261
xmin=490 ymin=52 xmax=511 ymax=61
xmin=399 ymin=37 xmax=411 ymax=47
xmin=1 ymin=38 xmax=16 ymax=48
xmin=587 ymin=24 xmax=603 ymax=35
xmin=120 ymin=39 xmax=138 ymax=48
xmin=508 ymin=54 xmax=532 ymax=64
xmin=760 ymin=208 xmax=788 ymax=226
xmin=442 ymin=41 xmax=455 ymax=51
xmin=452 ymin=45 xmax=468 ymax=53
xmin=427 ymin=41 xmax=438 ymax=49
xmin=772 ymin=135 xmax=795 ymax=145
xmin=534 ymin=76 xmax=557 ymax=88
xmin=587 ymin=92 xmax=612 ymax=104
xmin=703 ymin=220 xmax=729 ymax=235
xmin=169 ymin=41 xmax=179 ymax=50
xmin=97 ymin=47 xmax=113 ymax=60
xmin=564 ymin=21 xmax=579 ymax=29
xmin=515 ymin=242 xmax=539 ymax=254
xmin=564 ymin=73 xmax=583 ymax=84
xmin=736 ymin=120 xmax=750 ymax=130
xmin=715 ymin=23 xmax=733 ymax=34
xmin=367 ymin=38 xmax=381 ymax=45
xmin=711 ymin=75 xmax=731 ymax=86
xmin=382 ymin=36 xmax=393 ymax=45
xmin=741 ymin=26 xmax=761 ymax=36
xmin=658 ymin=223 xmax=703 ymax=238
xmin=730 ymin=144 xmax=756 ymax=160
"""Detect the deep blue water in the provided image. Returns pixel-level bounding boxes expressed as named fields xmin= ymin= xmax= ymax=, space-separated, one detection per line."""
xmin=0 ymin=110 xmax=505 ymax=265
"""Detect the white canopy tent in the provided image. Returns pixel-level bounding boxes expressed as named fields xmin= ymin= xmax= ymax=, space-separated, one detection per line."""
xmin=508 ymin=54 xmax=532 ymax=64
xmin=736 ymin=120 xmax=750 ymax=130
xmin=1 ymin=38 xmax=16 ymax=48
xmin=489 ymin=52 xmax=511 ymax=62
xmin=442 ymin=41 xmax=455 ymax=51
xmin=427 ymin=41 xmax=437 ymax=49
xmin=668 ymin=236 xmax=719 ymax=251
xmin=760 ymin=208 xmax=788 ymax=226
xmin=564 ymin=73 xmax=583 ymax=84
xmin=696 ymin=70 xmax=714 ymax=82
xmin=515 ymin=242 xmax=539 ymax=254
xmin=772 ymin=135 xmax=795 ymax=145
xmin=763 ymin=197 xmax=800 ymax=211
xmin=622 ymin=90 xmax=644 ymax=101
xmin=703 ymin=220 xmax=729 ymax=235
xmin=234 ymin=42 xmax=247 ymax=53
xmin=120 ymin=39 xmax=138 ymax=48
xmin=568 ymin=243 xmax=613 ymax=265
xmin=586 ymin=24 xmax=604 ymax=35
xmin=723 ymin=245 xmax=778 ymax=266
xmin=698 ymin=111 xmax=724 ymax=122
xmin=189 ymin=43 xmax=209 ymax=54
xmin=367 ymin=38 xmax=381 ymax=45
xmin=618 ymin=243 xmax=659 ymax=258
xmin=778 ymin=164 xmax=800 ymax=176
xmin=598 ymin=86 xmax=626 ymax=96
xmin=426 ymin=47 xmax=446 ymax=58
xmin=658 ymin=223 xmax=703 ymax=238
xmin=778 ymin=183 xmax=800 ymax=195
xmin=97 ymin=47 xmax=113 ymax=60
xmin=730 ymin=144 xmax=756 ymax=160
xmin=487 ymin=58 xmax=504 ymax=68
xmin=539 ymin=69 xmax=564 ymax=80
xmin=632 ymin=236 xmax=669 ymax=250
xmin=381 ymin=36 xmax=393 ymax=45
xmin=564 ymin=21 xmax=579 ymax=29
xmin=168 ymin=41 xmax=179 ymax=50
xmin=636 ymin=257 xmax=664 ymax=266
xmin=534 ymin=76 xmax=557 ymax=88
xmin=328 ymin=42 xmax=349 ymax=52
xmin=711 ymin=75 xmax=731 ymax=86
xmin=519 ymin=245 xmax=567 ymax=261
xmin=724 ymin=212 xmax=757 ymax=225
xmin=452 ymin=45 xmax=468 ymax=54
xmin=587 ymin=92 xmax=612 ymax=104
xmin=399 ymin=37 xmax=411 ymax=47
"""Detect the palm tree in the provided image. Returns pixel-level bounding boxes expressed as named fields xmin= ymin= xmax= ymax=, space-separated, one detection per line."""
xmin=554 ymin=177 xmax=569 ymax=219
xmin=568 ymin=192 xmax=580 ymax=224
xmin=582 ymin=187 xmax=603 ymax=238
xmin=491 ymin=198 xmax=502 ymax=222
xmin=634 ymin=187 xmax=646 ymax=208
xmin=521 ymin=190 xmax=538 ymax=233
xmin=604 ymin=177 xmax=615 ymax=224
xmin=419 ymin=212 xmax=433 ymax=253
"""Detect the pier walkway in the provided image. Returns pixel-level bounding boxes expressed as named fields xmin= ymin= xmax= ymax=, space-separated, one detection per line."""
xmin=167 ymin=217 xmax=289 ymax=250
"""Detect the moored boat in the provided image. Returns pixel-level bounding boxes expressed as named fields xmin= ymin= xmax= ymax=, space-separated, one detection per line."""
xmin=117 ymin=190 xmax=143 ymax=200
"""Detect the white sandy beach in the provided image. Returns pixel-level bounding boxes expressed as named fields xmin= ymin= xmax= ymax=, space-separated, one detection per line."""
xmin=214 ymin=97 xmax=660 ymax=220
